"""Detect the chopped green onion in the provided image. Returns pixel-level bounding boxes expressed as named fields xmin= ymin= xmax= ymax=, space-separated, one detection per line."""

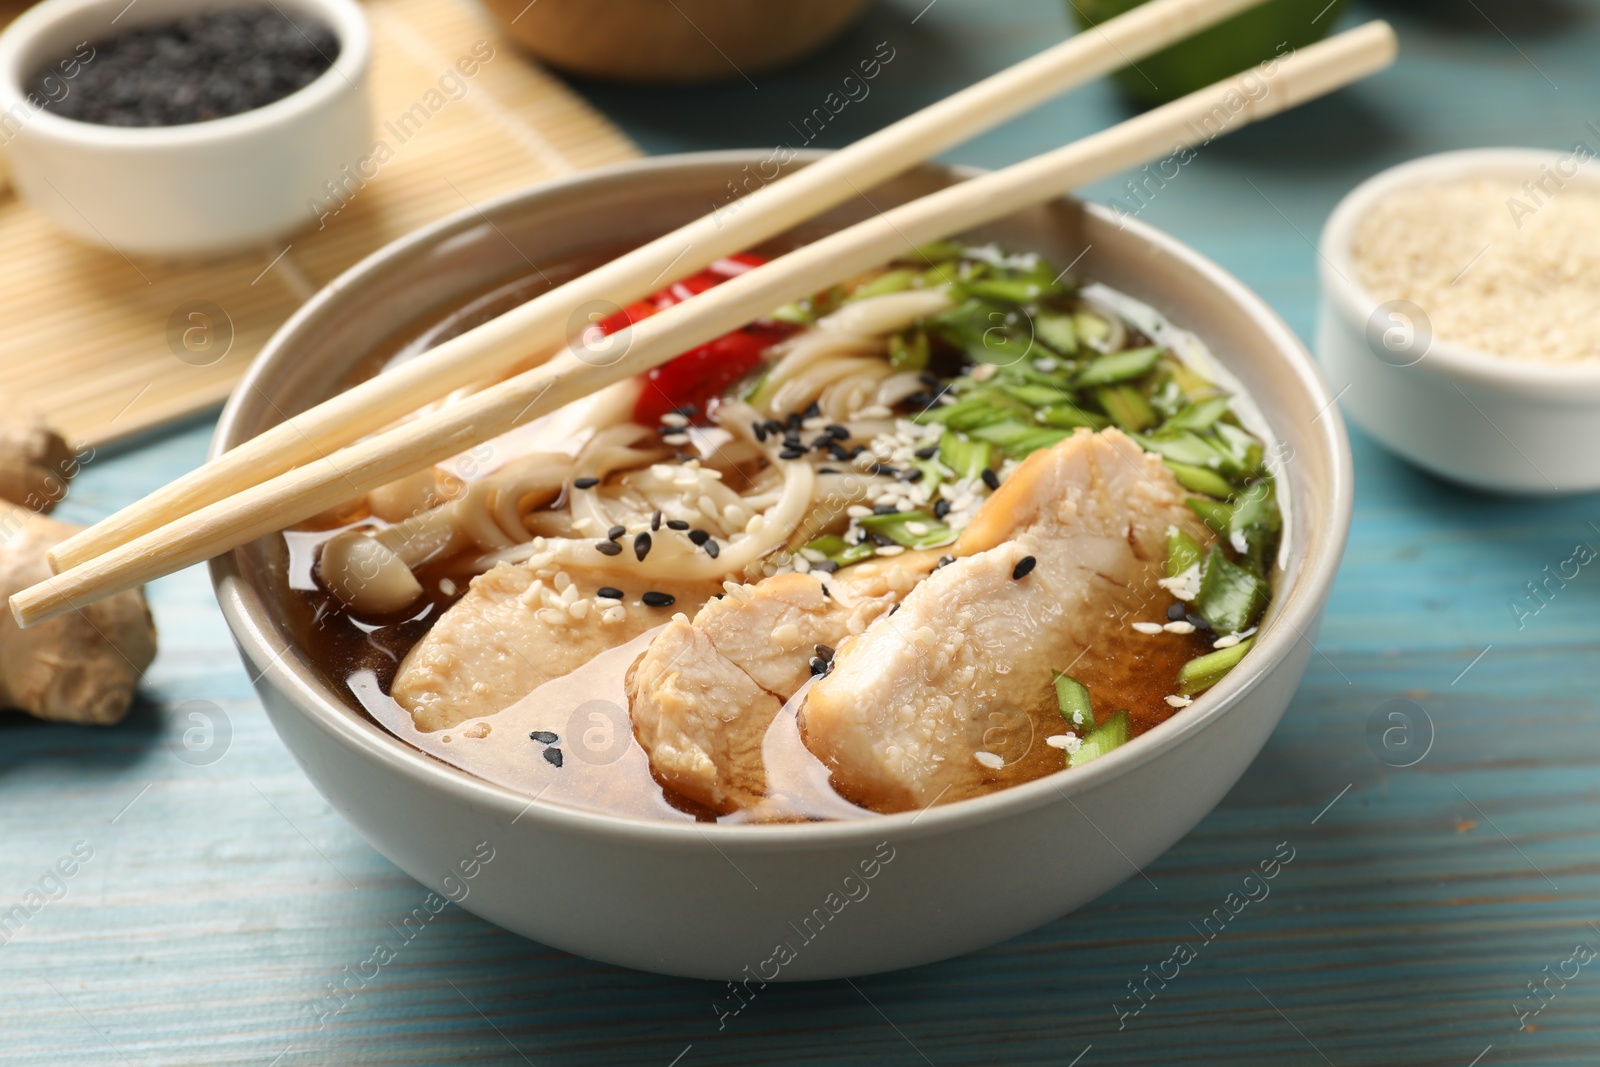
xmin=964 ymin=277 xmax=1065 ymax=305
xmin=888 ymin=330 xmax=930 ymax=371
xmin=939 ymin=433 xmax=993 ymax=480
xmin=1177 ymin=638 xmax=1255 ymax=696
xmin=1070 ymin=708 xmax=1130 ymax=767
xmin=803 ymin=534 xmax=878 ymax=567
xmin=968 ymin=420 xmax=1038 ymax=449
xmin=1134 ymin=430 xmax=1229 ymax=470
xmin=910 ymin=240 xmax=965 ymax=264
xmin=1077 ymin=346 xmax=1163 ymax=387
xmin=1213 ymin=421 xmax=1264 ymax=474
xmin=856 ymin=510 xmax=955 ymax=549
xmin=1168 ymin=396 xmax=1231 ymax=431
xmin=1186 ymin=497 xmax=1233 ymax=534
xmin=1096 ymin=385 xmax=1157 ymax=433
xmin=1036 ymin=403 xmax=1109 ymax=430
xmin=1074 ymin=312 xmax=1112 ymax=345
xmin=1165 ymin=460 xmax=1235 ymax=498
xmin=1229 ymin=479 xmax=1282 ymax=573
xmin=1000 ymin=382 xmax=1072 ymax=407
xmin=738 ymin=367 xmax=771 ymax=404
xmin=915 ymin=394 xmax=1019 ymax=430
xmin=853 ymin=268 xmax=919 ymax=300
xmin=768 ymin=301 xmax=813 ymax=326
xmin=1053 ymin=671 xmax=1093 ymax=728
xmin=1032 ymin=310 xmax=1078 ymax=355
xmin=1166 ymin=528 xmax=1203 ymax=578
xmin=1193 ymin=546 xmax=1270 ymax=635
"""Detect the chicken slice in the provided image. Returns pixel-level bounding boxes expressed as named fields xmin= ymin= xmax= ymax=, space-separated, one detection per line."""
xmin=392 ymin=561 xmax=721 ymax=732
xmin=801 ymin=428 xmax=1210 ymax=812
xmin=628 ymin=553 xmax=940 ymax=813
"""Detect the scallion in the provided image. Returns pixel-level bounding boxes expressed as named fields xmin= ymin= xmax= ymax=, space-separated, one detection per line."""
xmin=1070 ymin=708 xmax=1130 ymax=767
xmin=1176 ymin=638 xmax=1254 ymax=695
xmin=1053 ymin=671 xmax=1093 ymax=728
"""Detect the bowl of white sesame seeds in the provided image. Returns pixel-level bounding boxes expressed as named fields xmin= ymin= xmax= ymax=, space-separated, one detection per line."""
xmin=1318 ymin=148 xmax=1600 ymax=494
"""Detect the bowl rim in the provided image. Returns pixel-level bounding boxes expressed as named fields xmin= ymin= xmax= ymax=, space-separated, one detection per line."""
xmin=0 ymin=0 xmax=369 ymax=147
xmin=1319 ymin=147 xmax=1600 ymax=398
xmin=211 ymin=149 xmax=1353 ymax=850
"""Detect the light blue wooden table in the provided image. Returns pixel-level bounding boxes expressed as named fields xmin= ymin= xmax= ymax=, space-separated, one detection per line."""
xmin=5 ymin=0 xmax=1599 ymax=1063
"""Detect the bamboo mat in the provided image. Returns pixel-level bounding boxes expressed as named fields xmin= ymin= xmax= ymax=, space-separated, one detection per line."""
xmin=0 ymin=0 xmax=639 ymax=448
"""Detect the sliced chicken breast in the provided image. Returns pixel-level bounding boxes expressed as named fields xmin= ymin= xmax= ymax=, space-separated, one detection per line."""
xmin=801 ymin=428 xmax=1210 ymax=812
xmin=628 ymin=553 xmax=940 ymax=813
xmin=392 ymin=562 xmax=721 ymax=732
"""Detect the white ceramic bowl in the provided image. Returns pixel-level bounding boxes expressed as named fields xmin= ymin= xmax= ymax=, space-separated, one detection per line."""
xmin=0 ymin=0 xmax=370 ymax=257
xmin=1317 ymin=148 xmax=1600 ymax=495
xmin=210 ymin=152 xmax=1352 ymax=981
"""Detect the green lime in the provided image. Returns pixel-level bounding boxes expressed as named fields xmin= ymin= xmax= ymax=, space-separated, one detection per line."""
xmin=1069 ymin=0 xmax=1344 ymax=105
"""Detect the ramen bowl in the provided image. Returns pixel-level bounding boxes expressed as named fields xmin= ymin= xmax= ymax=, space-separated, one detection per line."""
xmin=210 ymin=151 xmax=1352 ymax=981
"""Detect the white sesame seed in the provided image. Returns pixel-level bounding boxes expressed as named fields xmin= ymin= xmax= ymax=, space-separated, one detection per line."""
xmin=567 ymin=600 xmax=590 ymax=620
xmin=601 ymin=606 xmax=627 ymax=624
xmin=905 ymin=521 xmax=929 ymax=536
xmin=794 ymin=557 xmax=812 ymax=574
xmin=973 ymin=751 xmax=1004 ymax=770
xmin=537 ymin=608 xmax=567 ymax=626
xmin=722 ymin=580 xmax=752 ymax=601
xmin=771 ymin=623 xmax=801 ymax=645
xmin=1213 ymin=633 xmax=1242 ymax=649
xmin=662 ymin=433 xmax=690 ymax=446
xmin=439 ymin=577 xmax=457 ymax=597
xmin=875 ymin=544 xmax=906 ymax=556
xmin=671 ymin=612 xmax=689 ymax=624
xmin=1045 ymin=734 xmax=1072 ymax=750
xmin=799 ymin=547 xmax=827 ymax=563
xmin=846 ymin=505 xmax=871 ymax=518
xmin=970 ymin=363 xmax=997 ymax=382
xmin=1165 ymin=695 xmax=1193 ymax=708
xmin=553 ymin=572 xmax=572 ymax=593
xmin=1131 ymin=621 xmax=1164 ymax=635
xmin=660 ymin=412 xmax=689 ymax=428
xmin=914 ymin=626 xmax=936 ymax=647
xmin=1164 ymin=620 xmax=1196 ymax=635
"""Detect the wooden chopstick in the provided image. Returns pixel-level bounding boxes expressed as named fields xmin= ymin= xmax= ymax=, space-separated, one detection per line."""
xmin=13 ymin=21 xmax=1398 ymax=628
xmin=47 ymin=0 xmax=1279 ymax=575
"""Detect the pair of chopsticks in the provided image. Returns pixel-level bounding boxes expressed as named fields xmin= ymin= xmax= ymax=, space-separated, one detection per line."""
xmin=12 ymin=8 xmax=1398 ymax=628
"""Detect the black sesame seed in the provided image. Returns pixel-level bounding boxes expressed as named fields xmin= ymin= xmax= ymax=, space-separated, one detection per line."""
xmin=826 ymin=424 xmax=849 ymax=440
xmin=828 ymin=444 xmax=853 ymax=461
xmin=666 ymin=519 xmax=690 ymax=531
xmin=888 ymin=603 xmax=900 ymax=616
xmin=764 ymin=419 xmax=784 ymax=436
xmin=868 ymin=532 xmax=896 ymax=547
xmin=802 ymin=401 xmax=821 ymax=419
xmin=642 ymin=591 xmax=676 ymax=608
xmin=597 ymin=587 xmax=623 ymax=601
xmin=573 ymin=476 xmax=599 ymax=489
xmin=808 ymin=434 xmax=834 ymax=450
xmin=899 ymin=468 xmax=925 ymax=483
xmin=903 ymin=391 xmax=939 ymax=409
xmin=634 ymin=532 xmax=652 ymax=561
xmin=752 ymin=421 xmax=769 ymax=442
xmin=1187 ymin=613 xmax=1212 ymax=632
xmin=933 ymin=499 xmax=951 ymax=520
xmin=821 ymin=583 xmax=832 ymax=598
xmin=914 ymin=444 xmax=940 ymax=459
xmin=651 ymin=510 xmax=663 ymax=531
xmin=687 ymin=528 xmax=710 ymax=546
xmin=812 ymin=560 xmax=839 ymax=573
xmin=981 ymin=468 xmax=1000 ymax=490
xmin=703 ymin=539 xmax=720 ymax=559
xmin=1167 ymin=602 xmax=1188 ymax=621
xmin=918 ymin=372 xmax=941 ymax=388
xmin=594 ymin=540 xmax=623 ymax=556
xmin=528 ymin=730 xmax=558 ymax=744
xmin=786 ymin=413 xmax=803 ymax=429
xmin=1012 ymin=555 xmax=1037 ymax=580
xmin=543 ymin=747 xmax=564 ymax=768
xmin=778 ymin=447 xmax=806 ymax=460
xmin=809 ymin=657 xmax=829 ymax=677
xmin=819 ymin=467 xmax=839 ymax=474
xmin=815 ymin=643 xmax=835 ymax=662
xmin=872 ymin=503 xmax=899 ymax=515
xmin=869 ymin=462 xmax=897 ymax=477
xmin=675 ymin=404 xmax=699 ymax=418
xmin=607 ymin=524 xmax=626 ymax=541
xmin=936 ymin=555 xmax=955 ymax=569
xmin=657 ymin=424 xmax=683 ymax=436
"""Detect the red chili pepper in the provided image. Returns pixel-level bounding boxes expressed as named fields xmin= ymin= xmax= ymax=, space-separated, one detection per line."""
xmin=597 ymin=254 xmax=791 ymax=426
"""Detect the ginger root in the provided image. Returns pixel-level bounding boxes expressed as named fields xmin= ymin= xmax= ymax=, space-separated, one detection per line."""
xmin=0 ymin=392 xmax=75 ymax=514
xmin=0 ymin=504 xmax=157 ymax=724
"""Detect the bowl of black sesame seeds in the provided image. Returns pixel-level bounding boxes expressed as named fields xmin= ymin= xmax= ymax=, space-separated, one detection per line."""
xmin=0 ymin=0 xmax=369 ymax=256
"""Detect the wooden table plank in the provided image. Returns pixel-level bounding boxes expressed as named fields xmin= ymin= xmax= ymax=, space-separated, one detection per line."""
xmin=5 ymin=0 xmax=1600 ymax=1063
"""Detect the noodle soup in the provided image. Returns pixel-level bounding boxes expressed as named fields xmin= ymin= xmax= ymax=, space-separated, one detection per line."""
xmin=279 ymin=241 xmax=1283 ymax=822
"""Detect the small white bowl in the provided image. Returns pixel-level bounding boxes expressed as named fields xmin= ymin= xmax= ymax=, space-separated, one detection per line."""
xmin=0 ymin=0 xmax=370 ymax=257
xmin=1317 ymin=148 xmax=1600 ymax=495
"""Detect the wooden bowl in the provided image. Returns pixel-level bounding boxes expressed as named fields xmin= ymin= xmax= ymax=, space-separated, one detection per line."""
xmin=480 ymin=0 xmax=870 ymax=85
